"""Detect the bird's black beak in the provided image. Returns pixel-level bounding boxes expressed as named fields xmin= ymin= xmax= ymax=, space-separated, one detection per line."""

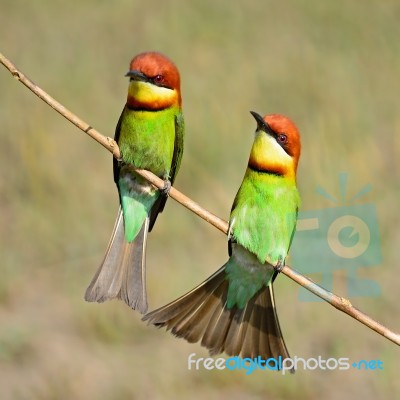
xmin=125 ymin=70 xmax=148 ymax=82
xmin=250 ymin=111 xmax=274 ymax=136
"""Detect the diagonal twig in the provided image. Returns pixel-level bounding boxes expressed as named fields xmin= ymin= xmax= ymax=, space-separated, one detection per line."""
xmin=1 ymin=51 xmax=399 ymax=347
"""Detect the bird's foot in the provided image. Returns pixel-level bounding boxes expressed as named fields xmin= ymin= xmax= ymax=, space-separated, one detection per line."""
xmin=275 ymin=258 xmax=284 ymax=273
xmin=227 ymin=218 xmax=236 ymax=241
xmin=161 ymin=179 xmax=172 ymax=196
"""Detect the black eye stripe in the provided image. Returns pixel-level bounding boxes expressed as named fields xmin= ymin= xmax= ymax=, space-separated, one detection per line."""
xmin=267 ymin=128 xmax=287 ymax=145
xmin=150 ymin=75 xmax=172 ymax=89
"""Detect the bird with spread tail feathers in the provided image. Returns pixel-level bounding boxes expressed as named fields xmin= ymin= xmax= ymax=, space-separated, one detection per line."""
xmin=143 ymin=111 xmax=301 ymax=369
xmin=85 ymin=52 xmax=184 ymax=314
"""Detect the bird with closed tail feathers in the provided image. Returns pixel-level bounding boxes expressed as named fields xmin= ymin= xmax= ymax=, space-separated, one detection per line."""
xmin=85 ymin=52 xmax=185 ymax=314
xmin=143 ymin=111 xmax=301 ymax=370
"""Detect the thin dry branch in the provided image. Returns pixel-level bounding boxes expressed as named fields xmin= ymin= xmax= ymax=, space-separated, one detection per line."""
xmin=1 ymin=51 xmax=399 ymax=347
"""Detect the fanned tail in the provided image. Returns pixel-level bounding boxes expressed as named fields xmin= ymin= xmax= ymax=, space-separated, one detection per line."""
xmin=85 ymin=207 xmax=149 ymax=314
xmin=143 ymin=267 xmax=292 ymax=370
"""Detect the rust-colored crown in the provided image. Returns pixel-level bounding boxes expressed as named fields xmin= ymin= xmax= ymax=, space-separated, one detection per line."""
xmin=129 ymin=52 xmax=181 ymax=106
xmin=264 ymin=114 xmax=301 ymax=171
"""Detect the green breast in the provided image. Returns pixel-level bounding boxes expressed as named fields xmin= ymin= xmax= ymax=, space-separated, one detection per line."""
xmin=118 ymin=106 xmax=178 ymax=177
xmin=230 ymin=170 xmax=300 ymax=265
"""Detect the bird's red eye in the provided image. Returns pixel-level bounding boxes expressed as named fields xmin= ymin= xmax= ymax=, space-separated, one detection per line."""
xmin=154 ymin=74 xmax=164 ymax=84
xmin=277 ymin=134 xmax=287 ymax=144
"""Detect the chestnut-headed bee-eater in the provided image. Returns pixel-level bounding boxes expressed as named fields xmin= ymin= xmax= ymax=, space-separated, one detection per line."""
xmin=144 ymin=112 xmax=301 ymax=366
xmin=85 ymin=52 xmax=184 ymax=314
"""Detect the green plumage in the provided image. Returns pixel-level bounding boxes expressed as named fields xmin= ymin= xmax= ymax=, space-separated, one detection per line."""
xmin=118 ymin=172 xmax=158 ymax=242
xmin=85 ymin=52 xmax=185 ymax=314
xmin=85 ymin=102 xmax=184 ymax=313
xmin=226 ymin=170 xmax=300 ymax=308
xmin=115 ymin=105 xmax=184 ymax=242
xmin=142 ymin=112 xmax=300 ymax=362
xmin=118 ymin=106 xmax=181 ymax=176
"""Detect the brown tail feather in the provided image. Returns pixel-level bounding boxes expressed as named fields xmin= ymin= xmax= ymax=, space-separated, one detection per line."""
xmin=143 ymin=267 xmax=292 ymax=370
xmin=85 ymin=208 xmax=149 ymax=314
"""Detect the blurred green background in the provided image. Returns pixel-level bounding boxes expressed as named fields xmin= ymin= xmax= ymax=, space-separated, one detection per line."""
xmin=1 ymin=0 xmax=399 ymax=399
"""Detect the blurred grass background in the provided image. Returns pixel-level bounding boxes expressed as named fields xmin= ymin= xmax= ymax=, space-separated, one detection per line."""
xmin=1 ymin=0 xmax=399 ymax=399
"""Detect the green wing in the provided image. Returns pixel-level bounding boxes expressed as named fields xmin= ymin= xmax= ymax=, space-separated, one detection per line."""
xmin=169 ymin=112 xmax=185 ymax=185
xmin=113 ymin=107 xmax=125 ymax=185
xmin=148 ymin=111 xmax=185 ymax=230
